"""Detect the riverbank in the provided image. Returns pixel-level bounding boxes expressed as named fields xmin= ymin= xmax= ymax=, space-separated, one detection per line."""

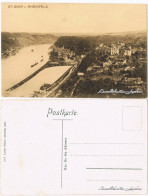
xmin=2 ymin=47 xmax=21 ymax=59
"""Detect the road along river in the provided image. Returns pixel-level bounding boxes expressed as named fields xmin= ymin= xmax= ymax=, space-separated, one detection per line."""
xmin=2 ymin=44 xmax=52 ymax=94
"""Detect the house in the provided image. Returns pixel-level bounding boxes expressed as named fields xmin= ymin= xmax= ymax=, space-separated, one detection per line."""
xmin=78 ymin=72 xmax=84 ymax=76
xmin=103 ymin=61 xmax=112 ymax=68
xmin=124 ymin=46 xmax=132 ymax=56
xmin=100 ymin=43 xmax=104 ymax=47
xmin=111 ymin=44 xmax=120 ymax=55
xmin=124 ymin=77 xmax=143 ymax=85
xmin=87 ymin=64 xmax=103 ymax=72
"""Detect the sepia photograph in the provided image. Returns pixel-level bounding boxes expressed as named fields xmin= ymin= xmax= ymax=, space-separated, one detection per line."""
xmin=1 ymin=3 xmax=147 ymax=98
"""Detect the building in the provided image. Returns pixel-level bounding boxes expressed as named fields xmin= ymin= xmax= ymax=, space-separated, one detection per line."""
xmin=78 ymin=72 xmax=84 ymax=76
xmin=124 ymin=77 xmax=143 ymax=85
xmin=100 ymin=43 xmax=104 ymax=47
xmin=87 ymin=64 xmax=103 ymax=72
xmin=119 ymin=48 xmax=125 ymax=56
xmin=124 ymin=46 xmax=132 ymax=56
xmin=111 ymin=43 xmax=132 ymax=57
xmin=111 ymin=44 xmax=120 ymax=55
xmin=103 ymin=61 xmax=112 ymax=68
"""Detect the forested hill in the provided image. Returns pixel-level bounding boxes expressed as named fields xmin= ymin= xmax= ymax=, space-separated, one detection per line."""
xmin=54 ymin=36 xmax=98 ymax=55
xmin=54 ymin=32 xmax=147 ymax=55
xmin=2 ymin=32 xmax=58 ymax=53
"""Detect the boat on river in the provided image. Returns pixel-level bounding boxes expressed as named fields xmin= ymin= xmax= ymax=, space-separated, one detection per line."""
xmin=31 ymin=62 xmax=38 ymax=68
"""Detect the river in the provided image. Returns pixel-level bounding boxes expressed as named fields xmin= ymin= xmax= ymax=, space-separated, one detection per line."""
xmin=2 ymin=44 xmax=71 ymax=97
xmin=2 ymin=44 xmax=51 ymax=92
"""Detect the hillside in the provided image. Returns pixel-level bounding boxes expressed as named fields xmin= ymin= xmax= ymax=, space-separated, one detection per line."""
xmin=54 ymin=31 xmax=147 ymax=55
xmin=2 ymin=32 xmax=58 ymax=53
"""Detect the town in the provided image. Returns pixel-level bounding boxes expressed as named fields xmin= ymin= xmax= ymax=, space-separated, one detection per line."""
xmin=43 ymin=34 xmax=146 ymax=98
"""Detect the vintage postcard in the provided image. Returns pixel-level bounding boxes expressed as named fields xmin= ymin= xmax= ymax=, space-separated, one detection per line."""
xmin=0 ymin=2 xmax=148 ymax=196
xmin=1 ymin=3 xmax=147 ymax=98
xmin=0 ymin=99 xmax=147 ymax=195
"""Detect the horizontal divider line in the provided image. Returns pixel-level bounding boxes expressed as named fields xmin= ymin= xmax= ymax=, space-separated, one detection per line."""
xmin=86 ymin=168 xmax=142 ymax=170
xmin=53 ymin=119 xmax=73 ymax=120
xmin=87 ymin=180 xmax=141 ymax=182
xmin=122 ymin=130 xmax=141 ymax=131
xmin=71 ymin=155 xmax=142 ymax=157
xmin=70 ymin=143 xmax=143 ymax=145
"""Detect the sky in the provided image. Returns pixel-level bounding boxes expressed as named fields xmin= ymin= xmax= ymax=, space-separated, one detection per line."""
xmin=1 ymin=3 xmax=147 ymax=34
